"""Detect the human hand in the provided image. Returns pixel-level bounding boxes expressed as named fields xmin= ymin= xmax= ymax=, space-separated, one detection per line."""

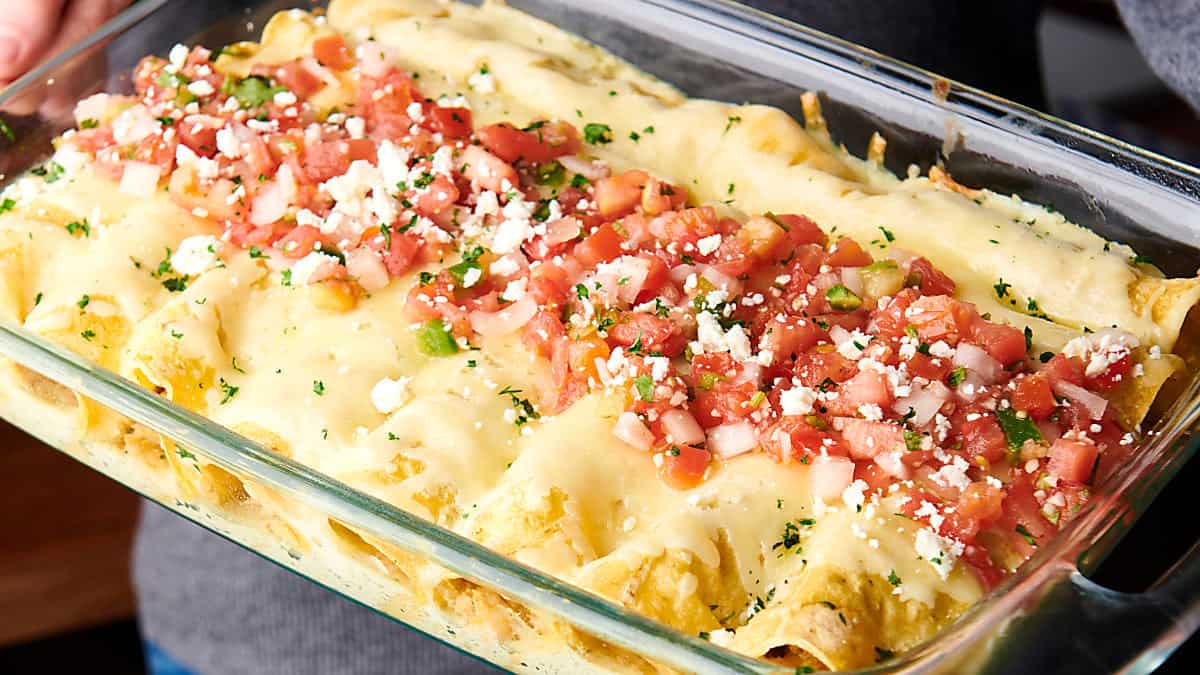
xmin=0 ymin=0 xmax=132 ymax=87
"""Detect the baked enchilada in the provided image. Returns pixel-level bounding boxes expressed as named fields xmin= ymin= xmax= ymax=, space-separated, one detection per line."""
xmin=1 ymin=0 xmax=1197 ymax=671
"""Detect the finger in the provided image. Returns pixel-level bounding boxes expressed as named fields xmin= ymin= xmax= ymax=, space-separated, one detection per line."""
xmin=23 ymin=0 xmax=132 ymax=120
xmin=0 ymin=0 xmax=67 ymax=81
xmin=39 ymin=0 xmax=133 ymax=66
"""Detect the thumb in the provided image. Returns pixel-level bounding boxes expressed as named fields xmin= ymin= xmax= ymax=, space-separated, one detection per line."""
xmin=0 ymin=0 xmax=68 ymax=81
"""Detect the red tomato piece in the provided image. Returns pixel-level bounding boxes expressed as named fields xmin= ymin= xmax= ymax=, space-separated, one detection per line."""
xmin=758 ymin=316 xmax=827 ymax=363
xmin=573 ymin=223 xmax=625 ymax=268
xmin=659 ymin=445 xmax=712 ymax=490
xmin=969 ymin=319 xmax=1027 ymax=366
xmin=1048 ymin=438 xmax=1098 ymax=483
xmin=835 ymin=418 xmax=904 ymax=460
xmin=907 ymin=257 xmax=956 ymax=295
xmin=1040 ymin=353 xmax=1085 ymax=387
xmin=413 ymin=175 xmax=460 ymax=216
xmin=793 ymin=351 xmax=858 ymax=388
xmin=277 ymin=225 xmax=325 ymax=259
xmin=427 ymin=107 xmax=473 ymax=139
xmin=955 ymin=411 xmax=1007 ymax=464
xmin=312 ymin=35 xmax=353 ymax=71
xmin=907 ymin=295 xmax=979 ymax=345
xmin=267 ymin=60 xmax=324 ymax=98
xmin=825 ymin=237 xmax=873 ymax=268
xmin=594 ymin=170 xmax=648 ymax=220
xmin=1010 ymin=374 xmax=1056 ymax=420
xmin=1086 ymin=353 xmax=1132 ymax=391
xmin=476 ymin=121 xmax=580 ymax=163
xmin=607 ymin=312 xmax=685 ymax=357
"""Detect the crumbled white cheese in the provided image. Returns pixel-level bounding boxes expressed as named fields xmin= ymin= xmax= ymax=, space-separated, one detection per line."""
xmin=168 ymin=44 xmax=189 ymax=69
xmin=842 ymin=479 xmax=868 ymax=511
xmin=273 ymin=90 xmax=298 ymax=106
xmin=914 ymin=528 xmax=963 ymax=580
xmin=290 ymin=251 xmax=341 ymax=286
xmin=697 ymin=233 xmax=722 ymax=255
xmin=370 ymin=376 xmax=412 ymax=414
xmin=501 ymin=278 xmax=527 ymax=302
xmin=170 ymin=235 xmax=222 ymax=276
xmin=186 ymin=80 xmax=215 ymax=97
xmin=344 ymin=115 xmax=366 ymax=139
xmin=780 ymin=385 xmax=818 ymax=416
xmin=461 ymin=267 xmax=482 ymax=288
xmin=468 ymin=69 xmax=495 ymax=94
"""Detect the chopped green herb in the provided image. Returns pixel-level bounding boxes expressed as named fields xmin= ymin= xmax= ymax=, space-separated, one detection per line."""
xmin=1039 ymin=351 xmax=1054 ymax=363
xmin=417 ymin=318 xmax=459 ymax=356
xmin=583 ymin=123 xmax=613 ymax=145
xmin=0 ymin=198 xmax=14 ymax=214
xmin=996 ymin=408 xmax=1043 ymax=462
xmin=418 ymin=271 xmax=435 ymax=285
xmin=499 ymin=385 xmax=540 ymax=426
xmin=875 ymin=647 xmax=895 ymax=663
xmin=219 ymin=378 xmax=239 ymax=404
xmin=887 ymin=569 xmax=901 ymax=586
xmin=79 ymin=118 xmax=99 ymax=130
xmin=232 ymin=356 xmax=246 ymax=374
xmin=0 ymin=118 xmax=13 ymax=141
xmin=80 ymin=329 xmax=96 ymax=340
xmin=947 ymin=366 xmax=967 ymax=387
xmin=1015 ymin=523 xmax=1038 ymax=547
xmin=1024 ymin=326 xmax=1033 ymax=351
xmin=633 ymin=375 xmax=654 ymax=402
xmin=575 ymin=283 xmax=590 ymax=300
xmin=76 ymin=294 xmax=90 ymax=310
xmin=248 ymin=245 xmax=266 ymax=259
xmin=65 ymin=219 xmax=90 ymax=237
xmin=724 ymin=115 xmax=742 ymax=133
xmin=34 ymin=292 xmax=42 ymax=306
xmin=229 ymin=75 xmax=285 ymax=108
xmin=993 ymin=278 xmax=1011 ymax=299
xmin=280 ymin=269 xmax=292 ymax=286
xmin=879 ymin=225 xmax=895 ymax=243
xmin=312 ymin=380 xmax=325 ymax=396
xmin=569 ymin=173 xmax=590 ymax=189
xmin=629 ymin=131 xmax=640 ymax=142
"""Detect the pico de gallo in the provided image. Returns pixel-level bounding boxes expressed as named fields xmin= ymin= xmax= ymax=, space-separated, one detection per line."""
xmin=57 ymin=37 xmax=1145 ymax=585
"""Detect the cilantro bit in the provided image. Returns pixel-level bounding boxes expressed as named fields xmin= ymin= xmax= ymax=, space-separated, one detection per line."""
xmin=947 ymin=366 xmax=967 ymax=387
xmin=65 ymin=219 xmax=90 ymax=237
xmin=633 ymin=375 xmax=654 ymax=402
xmin=77 ymin=294 xmax=90 ymax=310
xmin=1015 ymin=523 xmax=1038 ymax=547
xmin=583 ymin=123 xmax=613 ymax=145
xmin=993 ymin=278 xmax=1011 ymax=299
xmin=499 ymin=385 xmax=540 ymax=426
xmin=417 ymin=318 xmax=459 ymax=356
xmin=0 ymin=198 xmax=14 ymax=214
xmin=995 ymin=408 xmax=1044 ymax=463
xmin=80 ymin=329 xmax=96 ymax=341
xmin=218 ymin=378 xmax=239 ymax=404
xmin=887 ymin=569 xmax=901 ymax=586
xmin=724 ymin=115 xmax=742 ymax=133
xmin=878 ymin=225 xmax=895 ymax=243
xmin=312 ymin=380 xmax=326 ymax=396
xmin=0 ymin=118 xmax=13 ymax=141
xmin=569 ymin=174 xmax=590 ymax=189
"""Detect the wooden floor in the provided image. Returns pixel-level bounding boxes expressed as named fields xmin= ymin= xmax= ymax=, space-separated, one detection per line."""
xmin=0 ymin=421 xmax=140 ymax=647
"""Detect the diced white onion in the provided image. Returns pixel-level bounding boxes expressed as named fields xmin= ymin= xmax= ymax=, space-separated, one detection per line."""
xmin=810 ymin=455 xmax=855 ymax=500
xmin=118 ymin=161 xmax=162 ymax=198
xmin=874 ymin=451 xmax=911 ymax=479
xmin=345 ymin=247 xmax=389 ymax=292
xmin=707 ymin=421 xmax=757 ymax=458
xmin=276 ymin=163 xmax=298 ymax=205
xmin=74 ymin=93 xmax=115 ymax=126
xmin=357 ymin=43 xmax=400 ymax=78
xmin=543 ymin=218 xmax=581 ymax=246
xmin=892 ymin=380 xmax=950 ymax=427
xmin=887 ymin=247 xmax=919 ymax=268
xmin=111 ymin=104 xmax=158 ymax=145
xmin=840 ymin=267 xmax=864 ymax=295
xmin=700 ymin=265 xmax=742 ymax=295
xmin=953 ymin=343 xmax=1002 ymax=383
xmin=468 ymin=297 xmax=537 ymax=337
xmin=1054 ymin=380 xmax=1108 ymax=420
xmin=250 ymin=181 xmax=287 ymax=226
xmin=613 ymin=411 xmax=654 ymax=451
xmin=615 ymin=256 xmax=650 ymax=304
xmin=661 ymin=409 xmax=705 ymax=446
xmin=557 ymin=154 xmax=609 ymax=181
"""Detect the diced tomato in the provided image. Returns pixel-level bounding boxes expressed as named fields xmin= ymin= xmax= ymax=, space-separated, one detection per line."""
xmin=177 ymin=115 xmax=223 ymax=157
xmin=969 ymin=320 xmax=1027 ymax=365
xmin=907 ymin=295 xmax=979 ymax=345
xmin=522 ymin=310 xmax=567 ymax=359
xmin=594 ymin=170 xmax=648 ymax=220
xmin=793 ymin=351 xmax=858 ymax=390
xmin=526 ymin=261 xmax=572 ymax=311
xmin=663 ymin=207 xmax=721 ymax=245
xmin=942 ymin=482 xmax=1005 ymax=541
xmin=633 ymin=254 xmax=671 ymax=303
xmin=268 ymin=60 xmax=324 ymax=98
xmin=907 ymin=257 xmax=956 ymax=295
xmin=825 ymin=237 xmax=872 ymax=268
xmin=1010 ymin=374 xmax=1056 ymax=420
xmin=955 ymin=410 xmax=1007 ymax=465
xmin=313 ymin=35 xmax=353 ymax=70
xmin=1086 ymin=353 xmax=1132 ymax=391
xmin=774 ymin=213 xmax=827 ymax=247
xmin=461 ymin=144 xmax=518 ymax=194
xmin=1040 ymin=353 xmax=1085 ymax=387
xmin=871 ymin=288 xmax=920 ymax=339
xmin=998 ymin=474 xmax=1056 ymax=558
xmin=760 ymin=417 xmax=841 ymax=461
xmin=277 ymin=225 xmax=324 ymax=259
xmin=659 ymin=444 xmax=712 ymax=490
xmin=840 ymin=370 xmax=894 ymax=409
xmin=691 ymin=353 xmax=739 ymax=382
xmin=758 ymin=316 xmax=826 ymax=363
xmin=573 ymin=223 xmax=625 ymax=268
xmin=475 ymin=120 xmax=580 ymax=164
xmin=364 ymin=228 xmax=423 ymax=276
xmin=854 ymin=461 xmax=894 ymax=493
xmin=607 ymin=312 xmax=684 ymax=357
xmin=906 ymin=352 xmax=952 ymax=382
xmin=413 ymin=175 xmax=460 ymax=216
xmin=427 ymin=107 xmax=473 ymax=139
xmin=547 ymin=337 xmax=588 ymax=412
xmin=567 ymin=335 xmax=610 ymax=383
xmin=691 ymin=381 xmax=758 ymax=427
xmin=835 ymin=418 xmax=904 ymax=460
xmin=302 ymin=140 xmax=351 ymax=183
xmin=1048 ymin=438 xmax=1098 ymax=483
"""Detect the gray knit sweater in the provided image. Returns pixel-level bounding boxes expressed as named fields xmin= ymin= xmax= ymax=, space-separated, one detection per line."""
xmin=132 ymin=2 xmax=1197 ymax=673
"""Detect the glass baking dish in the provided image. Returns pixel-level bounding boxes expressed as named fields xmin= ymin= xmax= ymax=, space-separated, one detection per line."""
xmin=2 ymin=0 xmax=1200 ymax=672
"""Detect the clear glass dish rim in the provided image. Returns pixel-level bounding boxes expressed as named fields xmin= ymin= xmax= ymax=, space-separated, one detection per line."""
xmin=0 ymin=0 xmax=1198 ymax=673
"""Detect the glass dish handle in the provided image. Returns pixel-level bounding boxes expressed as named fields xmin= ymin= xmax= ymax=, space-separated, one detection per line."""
xmin=975 ymin=545 xmax=1200 ymax=674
